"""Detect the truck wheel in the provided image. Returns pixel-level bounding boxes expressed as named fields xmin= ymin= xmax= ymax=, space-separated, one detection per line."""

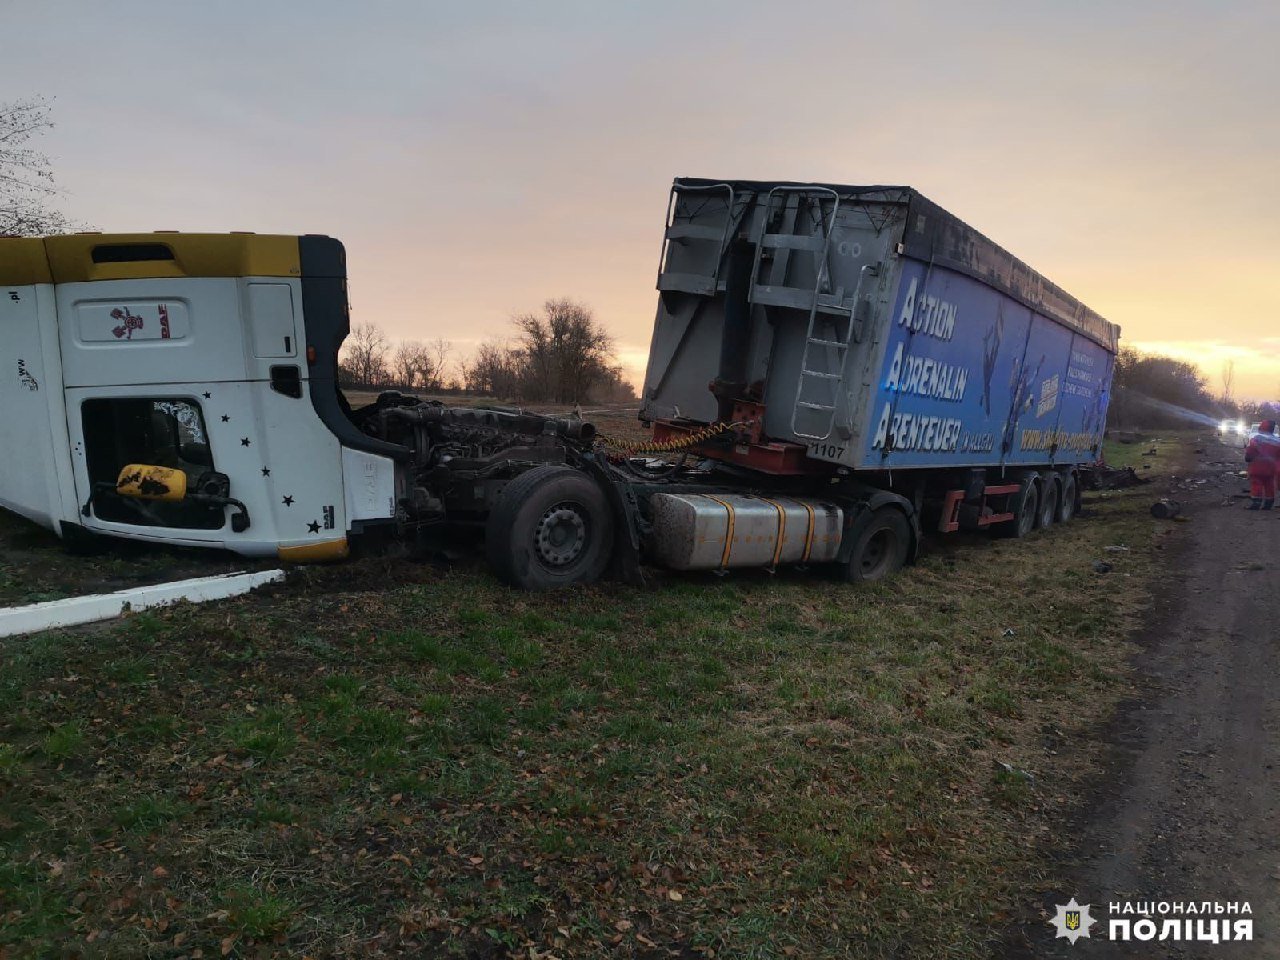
xmin=841 ymin=507 xmax=911 ymax=582
xmin=1036 ymin=474 xmax=1059 ymax=529
xmin=485 ymin=465 xmax=614 ymax=590
xmin=1057 ymin=472 xmax=1078 ymax=523
xmin=994 ymin=478 xmax=1038 ymax=539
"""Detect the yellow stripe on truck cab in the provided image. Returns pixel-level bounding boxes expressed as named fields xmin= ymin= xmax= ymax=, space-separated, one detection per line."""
xmin=39 ymin=233 xmax=302 ymax=282
xmin=278 ymin=539 xmax=350 ymax=563
xmin=0 ymin=238 xmax=54 ymax=285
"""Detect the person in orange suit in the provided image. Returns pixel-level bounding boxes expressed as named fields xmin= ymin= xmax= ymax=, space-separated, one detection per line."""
xmin=1244 ymin=419 xmax=1280 ymax=510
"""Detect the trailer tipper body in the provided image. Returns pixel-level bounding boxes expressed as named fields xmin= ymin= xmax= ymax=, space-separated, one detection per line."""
xmin=0 ymin=180 xmax=1117 ymax=589
xmin=641 ymin=179 xmax=1117 ymax=475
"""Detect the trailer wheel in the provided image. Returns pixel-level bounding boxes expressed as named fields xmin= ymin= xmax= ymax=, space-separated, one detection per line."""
xmin=994 ymin=478 xmax=1038 ymax=539
xmin=1036 ymin=474 xmax=1059 ymax=529
xmin=1057 ymin=472 xmax=1078 ymax=523
xmin=841 ymin=507 xmax=911 ymax=583
xmin=485 ymin=465 xmax=614 ymax=590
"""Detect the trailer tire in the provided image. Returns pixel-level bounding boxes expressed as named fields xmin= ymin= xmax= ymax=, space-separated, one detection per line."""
xmin=1057 ymin=471 xmax=1078 ymax=523
xmin=1036 ymin=474 xmax=1059 ymax=529
xmin=841 ymin=507 xmax=911 ymax=583
xmin=994 ymin=477 xmax=1038 ymax=539
xmin=485 ymin=465 xmax=614 ymax=591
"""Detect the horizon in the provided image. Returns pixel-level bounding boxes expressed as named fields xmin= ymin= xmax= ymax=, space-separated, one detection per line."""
xmin=5 ymin=0 xmax=1278 ymax=399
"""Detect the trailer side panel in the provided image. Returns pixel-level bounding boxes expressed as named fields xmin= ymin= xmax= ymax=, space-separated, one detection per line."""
xmin=858 ymin=258 xmax=1113 ymax=470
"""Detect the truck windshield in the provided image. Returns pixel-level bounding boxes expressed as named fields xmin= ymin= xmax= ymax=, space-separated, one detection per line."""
xmin=82 ymin=397 xmax=225 ymax=529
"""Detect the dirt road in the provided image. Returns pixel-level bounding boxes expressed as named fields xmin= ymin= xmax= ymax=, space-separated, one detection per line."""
xmin=1007 ymin=436 xmax=1280 ymax=957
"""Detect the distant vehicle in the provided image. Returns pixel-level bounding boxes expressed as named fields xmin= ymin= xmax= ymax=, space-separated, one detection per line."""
xmin=1220 ymin=419 xmax=1247 ymax=437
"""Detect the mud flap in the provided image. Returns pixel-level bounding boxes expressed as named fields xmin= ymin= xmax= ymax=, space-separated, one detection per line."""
xmin=576 ymin=453 xmax=647 ymax=587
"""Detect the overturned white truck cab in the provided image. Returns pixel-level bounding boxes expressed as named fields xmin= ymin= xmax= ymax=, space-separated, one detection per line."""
xmin=0 ymin=234 xmax=396 ymax=561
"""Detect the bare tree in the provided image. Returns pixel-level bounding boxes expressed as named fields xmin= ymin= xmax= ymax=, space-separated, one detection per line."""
xmin=341 ymin=322 xmax=390 ymax=386
xmin=0 ymin=97 xmax=78 ymax=236
xmin=1109 ymin=346 xmax=1216 ymax=429
xmin=1221 ymin=359 xmax=1236 ymax=402
xmin=393 ymin=340 xmax=429 ymax=389
xmin=512 ymin=298 xmax=616 ymax=403
xmin=463 ymin=339 xmax=523 ymax=398
xmin=390 ymin=338 xmax=453 ymax=392
xmin=424 ymin=337 xmax=452 ymax=392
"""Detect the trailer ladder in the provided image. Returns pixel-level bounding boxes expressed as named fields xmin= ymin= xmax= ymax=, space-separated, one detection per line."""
xmin=790 ymin=261 xmax=880 ymax=441
xmin=746 ymin=186 xmax=869 ymax=442
xmin=656 ymin=183 xmax=737 ymax=297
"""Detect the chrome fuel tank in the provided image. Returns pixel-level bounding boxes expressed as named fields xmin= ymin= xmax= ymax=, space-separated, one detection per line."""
xmin=648 ymin=493 xmax=842 ymax=571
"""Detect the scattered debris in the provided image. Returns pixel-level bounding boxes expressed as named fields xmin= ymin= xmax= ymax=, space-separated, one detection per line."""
xmin=1002 ymin=628 xmax=1016 ymax=637
xmin=995 ymin=760 xmax=1035 ymax=784
xmin=1150 ymin=499 xmax=1181 ymax=519
xmin=1104 ymin=545 xmax=1131 ymax=553
xmin=1093 ymin=561 xmax=1113 ymax=574
xmin=1084 ymin=463 xmax=1151 ymax=489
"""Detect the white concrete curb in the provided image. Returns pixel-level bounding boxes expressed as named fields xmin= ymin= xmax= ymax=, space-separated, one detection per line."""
xmin=0 ymin=569 xmax=286 ymax=639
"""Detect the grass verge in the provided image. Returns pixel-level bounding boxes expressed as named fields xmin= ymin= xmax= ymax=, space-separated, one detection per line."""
xmin=0 ymin=437 xmax=1187 ymax=957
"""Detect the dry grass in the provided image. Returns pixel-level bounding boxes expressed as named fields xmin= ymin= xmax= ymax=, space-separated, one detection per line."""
xmin=0 ymin=434 xmax=1189 ymax=958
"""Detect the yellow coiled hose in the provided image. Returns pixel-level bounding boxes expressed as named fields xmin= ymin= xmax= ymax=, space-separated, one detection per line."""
xmin=598 ymin=420 xmax=750 ymax=455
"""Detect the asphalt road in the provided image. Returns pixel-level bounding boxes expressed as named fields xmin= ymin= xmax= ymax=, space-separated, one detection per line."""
xmin=1006 ymin=437 xmax=1280 ymax=957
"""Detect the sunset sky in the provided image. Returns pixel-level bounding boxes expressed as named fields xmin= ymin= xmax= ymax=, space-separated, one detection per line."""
xmin=6 ymin=0 xmax=1279 ymax=397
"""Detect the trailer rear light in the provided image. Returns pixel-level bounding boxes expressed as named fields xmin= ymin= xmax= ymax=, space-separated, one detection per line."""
xmin=306 ymin=345 xmax=317 ymax=364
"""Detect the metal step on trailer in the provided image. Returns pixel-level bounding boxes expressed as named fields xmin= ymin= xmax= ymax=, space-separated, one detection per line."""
xmin=656 ymin=182 xmax=737 ymax=297
xmin=747 ymin=187 xmax=846 ymax=441
xmin=744 ymin=186 xmax=886 ymax=442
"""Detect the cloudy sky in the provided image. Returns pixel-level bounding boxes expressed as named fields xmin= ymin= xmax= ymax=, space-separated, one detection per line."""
xmin=6 ymin=0 xmax=1279 ymax=397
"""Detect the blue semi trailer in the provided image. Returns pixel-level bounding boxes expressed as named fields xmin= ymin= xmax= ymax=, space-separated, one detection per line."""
xmin=627 ymin=178 xmax=1120 ymax=584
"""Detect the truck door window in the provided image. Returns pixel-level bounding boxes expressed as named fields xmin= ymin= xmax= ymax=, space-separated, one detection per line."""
xmin=82 ymin=397 xmax=224 ymax=529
